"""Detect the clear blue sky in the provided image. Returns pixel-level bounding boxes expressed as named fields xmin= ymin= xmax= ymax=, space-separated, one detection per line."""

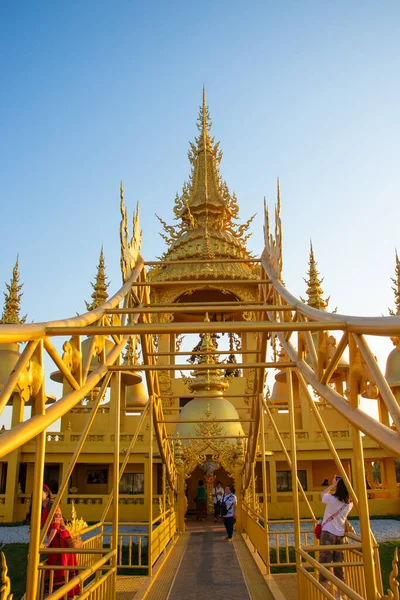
xmin=1 ymin=1 xmax=400 ymax=423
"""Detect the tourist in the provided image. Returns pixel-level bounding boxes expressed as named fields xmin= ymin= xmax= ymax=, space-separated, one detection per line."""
xmin=222 ymin=485 xmax=237 ymax=542
xmin=319 ymin=476 xmax=353 ymax=599
xmin=29 ymin=484 xmax=80 ymax=596
xmin=195 ymin=480 xmax=207 ymax=521
xmin=321 ymin=479 xmax=329 ymax=486
xmin=213 ymin=480 xmax=224 ymax=522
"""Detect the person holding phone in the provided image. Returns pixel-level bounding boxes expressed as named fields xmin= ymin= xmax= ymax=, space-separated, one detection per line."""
xmin=319 ymin=476 xmax=353 ymax=598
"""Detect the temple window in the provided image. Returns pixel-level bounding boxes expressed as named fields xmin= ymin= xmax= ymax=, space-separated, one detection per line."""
xmin=276 ymin=470 xmax=307 ymax=492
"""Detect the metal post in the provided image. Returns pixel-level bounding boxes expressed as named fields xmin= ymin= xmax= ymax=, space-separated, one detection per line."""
xmin=111 ymin=371 xmax=121 ymax=590
xmin=259 ymin=393 xmax=270 ymax=573
xmin=148 ymin=396 xmax=154 ymax=575
xmin=349 ymin=337 xmax=378 ymax=599
xmin=25 ymin=341 xmax=46 ymax=600
xmin=287 ymin=369 xmax=301 ymax=567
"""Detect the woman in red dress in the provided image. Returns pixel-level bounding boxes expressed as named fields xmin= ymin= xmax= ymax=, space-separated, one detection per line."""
xmin=41 ymin=484 xmax=80 ymax=596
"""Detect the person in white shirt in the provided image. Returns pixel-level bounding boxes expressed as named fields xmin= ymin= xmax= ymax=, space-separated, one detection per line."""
xmin=213 ymin=481 xmax=224 ymax=522
xmin=319 ymin=476 xmax=353 ymax=599
xmin=221 ymin=485 xmax=237 ymax=541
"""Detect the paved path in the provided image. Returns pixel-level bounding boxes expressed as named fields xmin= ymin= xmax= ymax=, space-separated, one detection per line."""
xmin=167 ymin=528 xmax=250 ymax=600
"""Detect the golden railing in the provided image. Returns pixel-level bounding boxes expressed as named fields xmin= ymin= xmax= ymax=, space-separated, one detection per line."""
xmin=242 ymin=505 xmax=314 ymax=571
xmin=33 ymin=508 xmax=177 ymax=599
xmin=36 ymin=548 xmax=116 ymax=600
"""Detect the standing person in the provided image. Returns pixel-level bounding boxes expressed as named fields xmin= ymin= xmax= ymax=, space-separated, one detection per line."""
xmin=195 ymin=480 xmax=207 ymax=521
xmin=319 ymin=476 xmax=353 ymax=599
xmin=213 ymin=480 xmax=224 ymax=522
xmin=222 ymin=485 xmax=236 ymax=542
xmin=40 ymin=484 xmax=80 ymax=596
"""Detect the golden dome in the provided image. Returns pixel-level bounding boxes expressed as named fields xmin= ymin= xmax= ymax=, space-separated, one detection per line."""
xmin=176 ymin=398 xmax=244 ymax=442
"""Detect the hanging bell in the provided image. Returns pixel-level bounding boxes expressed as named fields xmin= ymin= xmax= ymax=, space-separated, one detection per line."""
xmin=269 ymin=379 xmax=289 ymax=404
xmin=125 ymin=381 xmax=148 ymax=411
xmin=385 ymin=347 xmax=400 ymax=388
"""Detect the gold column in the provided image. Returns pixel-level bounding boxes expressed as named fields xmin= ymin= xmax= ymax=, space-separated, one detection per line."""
xmin=287 ymin=370 xmax=301 ymax=567
xmin=269 ymin=458 xmax=277 ymax=505
xmin=3 ymin=393 xmax=24 ymax=522
xmin=111 ymin=371 xmax=121 ymax=585
xmin=25 ymin=341 xmax=46 ymax=600
xmin=147 ymin=396 xmax=154 ymax=576
xmin=233 ymin=466 xmax=243 ymax=531
xmin=176 ymin=466 xmax=186 ymax=533
xmin=349 ymin=336 xmax=377 ymax=599
xmin=259 ymin=393 xmax=270 ymax=573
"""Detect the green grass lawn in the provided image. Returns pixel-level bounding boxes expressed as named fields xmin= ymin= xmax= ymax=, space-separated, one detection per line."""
xmin=378 ymin=541 xmax=400 ymax=592
xmin=1 ymin=543 xmax=28 ymax=600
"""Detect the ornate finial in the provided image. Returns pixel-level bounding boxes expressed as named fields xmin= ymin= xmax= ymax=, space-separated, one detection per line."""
xmin=120 ymin=182 xmax=142 ymax=282
xmin=201 ymin=226 xmax=215 ymax=259
xmin=389 ymin=249 xmax=400 ymax=317
xmin=301 ymin=241 xmax=329 ymax=310
xmin=154 ymin=91 xmax=256 ymax=251
xmin=174 ymin=432 xmax=184 ymax=466
xmin=65 ymin=500 xmax=88 ymax=538
xmin=184 ymin=314 xmax=229 ymax=393
xmin=264 ymin=185 xmax=283 ymax=280
xmin=0 ymin=551 xmax=12 ymax=600
xmin=0 ymin=256 xmax=27 ymax=325
xmin=123 ymin=336 xmax=140 ymax=366
xmin=277 ymin=177 xmax=281 ymax=214
xmin=85 ymin=247 xmax=110 ymax=311
xmin=381 ymin=547 xmax=400 ymax=600
xmin=263 ymin=197 xmax=270 ymax=244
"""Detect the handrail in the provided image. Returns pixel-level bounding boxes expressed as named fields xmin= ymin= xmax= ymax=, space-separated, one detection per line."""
xmin=297 ymin=547 xmax=364 ymax=600
xmin=43 ymin=549 xmax=116 ymax=600
xmin=261 ymin=250 xmax=400 ymax=335
xmin=0 ymin=258 xmax=144 ymax=344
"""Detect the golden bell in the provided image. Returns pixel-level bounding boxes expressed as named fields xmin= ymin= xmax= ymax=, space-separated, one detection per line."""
xmin=51 ymin=337 xmax=141 ymax=386
xmin=304 ymin=333 xmax=348 ymax=382
xmin=0 ymin=343 xmax=20 ymax=392
xmin=125 ymin=381 xmax=148 ymax=410
xmin=270 ymin=379 xmax=289 ymax=404
xmin=0 ymin=343 xmax=55 ymax=405
xmin=385 ymin=348 xmax=400 ymax=388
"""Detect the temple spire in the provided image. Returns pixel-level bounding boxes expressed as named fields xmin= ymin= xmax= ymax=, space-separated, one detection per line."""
xmin=389 ymin=249 xmax=400 ymax=316
xmin=85 ymin=247 xmax=110 ymax=311
xmin=302 ymin=241 xmax=329 ymax=310
xmin=0 ymin=256 xmax=27 ymax=325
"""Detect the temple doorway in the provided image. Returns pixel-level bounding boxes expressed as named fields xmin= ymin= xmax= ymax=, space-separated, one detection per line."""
xmin=185 ymin=464 xmax=234 ymax=517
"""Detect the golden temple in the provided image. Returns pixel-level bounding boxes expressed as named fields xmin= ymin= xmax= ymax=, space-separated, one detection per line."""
xmin=1 ymin=90 xmax=400 ymax=599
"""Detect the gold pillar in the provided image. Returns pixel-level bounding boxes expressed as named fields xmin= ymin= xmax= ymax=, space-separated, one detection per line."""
xmin=287 ymin=370 xmax=301 ymax=567
xmin=147 ymin=396 xmax=153 ymax=575
xmin=233 ymin=466 xmax=243 ymax=531
xmin=111 ymin=371 xmax=121 ymax=578
xmin=25 ymin=341 xmax=46 ymax=600
xmin=259 ymin=393 xmax=270 ymax=573
xmin=176 ymin=466 xmax=186 ymax=533
xmin=269 ymin=458 xmax=277 ymax=504
xmin=349 ymin=337 xmax=378 ymax=599
xmin=3 ymin=393 xmax=24 ymax=522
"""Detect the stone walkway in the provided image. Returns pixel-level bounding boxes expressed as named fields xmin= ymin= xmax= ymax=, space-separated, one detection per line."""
xmin=167 ymin=528 xmax=250 ymax=600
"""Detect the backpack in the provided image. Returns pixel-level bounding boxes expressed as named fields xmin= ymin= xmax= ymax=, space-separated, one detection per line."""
xmin=221 ymin=494 xmax=233 ymax=517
